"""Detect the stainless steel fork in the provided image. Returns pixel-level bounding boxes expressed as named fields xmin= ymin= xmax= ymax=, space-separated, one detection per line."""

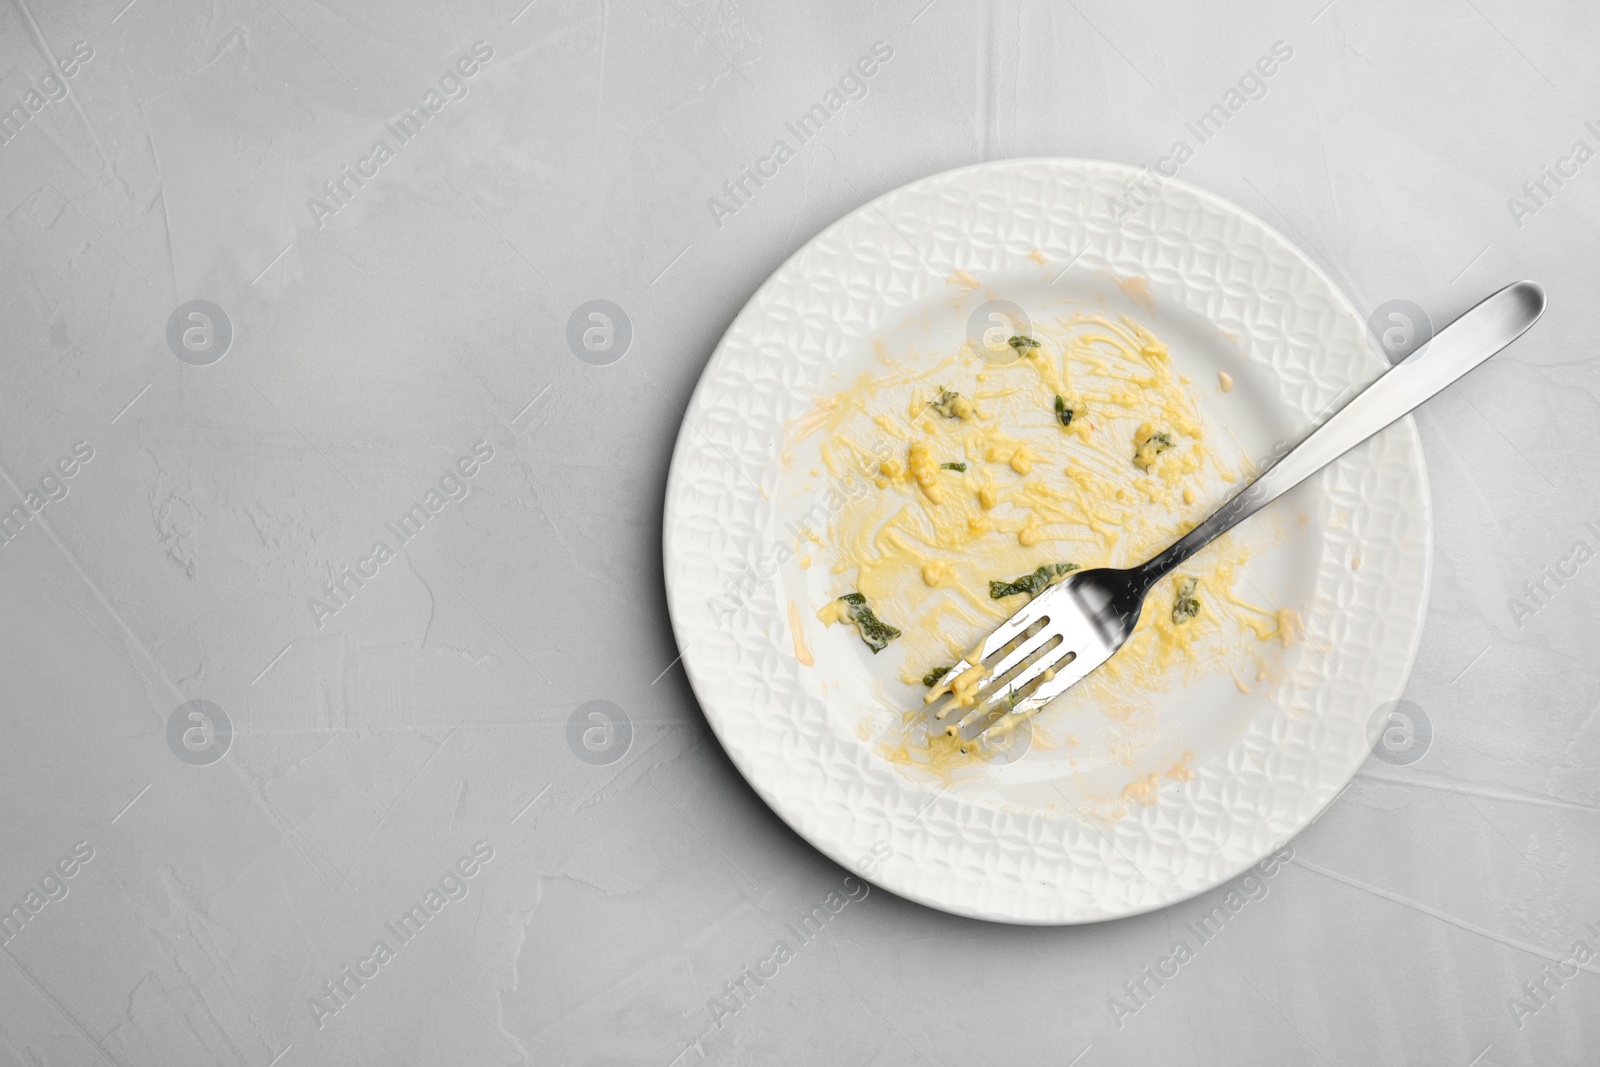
xmin=927 ymin=280 xmax=1546 ymax=746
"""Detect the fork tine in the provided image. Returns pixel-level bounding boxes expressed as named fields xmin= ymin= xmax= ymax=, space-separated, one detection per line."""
xmin=974 ymin=586 xmax=1062 ymax=658
xmin=949 ymin=647 xmax=1078 ymax=741
xmin=970 ymin=701 xmax=1033 ymax=751
xmin=968 ymin=644 xmax=1106 ymax=744
xmin=978 ymin=618 xmax=1064 ymax=690
xmin=924 ymin=615 xmax=1042 ymax=711
xmin=948 ymin=631 xmax=1063 ymax=723
xmin=921 ymin=569 xmax=1130 ymax=749
xmin=928 ymin=606 xmax=1062 ymax=728
xmin=938 ymin=634 xmax=1068 ymax=736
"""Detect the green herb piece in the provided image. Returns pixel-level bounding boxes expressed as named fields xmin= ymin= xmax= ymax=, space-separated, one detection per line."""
xmin=940 ymin=461 xmax=967 ymax=472
xmin=988 ymin=562 xmax=1079 ymax=600
xmin=1172 ymin=577 xmax=1201 ymax=624
xmin=922 ymin=665 xmax=952 ymax=688
xmin=1007 ymin=335 xmax=1041 ymax=354
xmin=1134 ymin=430 xmax=1175 ymax=469
xmin=838 ymin=592 xmax=901 ymax=653
xmin=930 ymin=387 xmax=967 ymax=418
xmin=1054 ymin=394 xmax=1076 ymax=428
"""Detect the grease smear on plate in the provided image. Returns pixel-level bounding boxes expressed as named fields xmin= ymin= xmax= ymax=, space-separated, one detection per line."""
xmin=787 ymin=291 xmax=1300 ymax=811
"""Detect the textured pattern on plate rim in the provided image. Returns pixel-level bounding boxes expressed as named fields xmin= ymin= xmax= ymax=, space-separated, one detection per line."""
xmin=662 ymin=158 xmax=1432 ymax=924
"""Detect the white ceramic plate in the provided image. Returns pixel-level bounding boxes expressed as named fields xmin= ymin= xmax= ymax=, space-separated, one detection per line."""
xmin=662 ymin=159 xmax=1431 ymax=924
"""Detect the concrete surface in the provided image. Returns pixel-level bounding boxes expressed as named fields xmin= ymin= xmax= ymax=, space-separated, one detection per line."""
xmin=0 ymin=0 xmax=1596 ymax=1064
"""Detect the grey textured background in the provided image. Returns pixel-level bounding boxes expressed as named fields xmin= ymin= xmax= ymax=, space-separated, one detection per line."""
xmin=1 ymin=0 xmax=1597 ymax=1064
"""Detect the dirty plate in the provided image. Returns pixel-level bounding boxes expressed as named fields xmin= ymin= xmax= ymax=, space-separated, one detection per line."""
xmin=661 ymin=159 xmax=1430 ymax=924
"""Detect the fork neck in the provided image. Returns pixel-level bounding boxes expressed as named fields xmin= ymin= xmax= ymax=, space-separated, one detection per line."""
xmin=1128 ymin=461 xmax=1286 ymax=591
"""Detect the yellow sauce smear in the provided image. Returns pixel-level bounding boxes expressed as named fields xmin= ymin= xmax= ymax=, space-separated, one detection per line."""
xmin=788 ymin=601 xmax=815 ymax=667
xmin=797 ymin=309 xmax=1290 ymax=805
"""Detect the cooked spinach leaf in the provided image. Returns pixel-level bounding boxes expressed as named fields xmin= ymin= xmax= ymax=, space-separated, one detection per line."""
xmin=838 ymin=592 xmax=901 ymax=652
xmin=988 ymin=562 xmax=1079 ymax=599
xmin=1172 ymin=577 xmax=1200 ymax=624
xmin=1134 ymin=429 xmax=1175 ymax=469
xmin=930 ymin=387 xmax=969 ymax=419
xmin=1054 ymin=394 xmax=1075 ymax=428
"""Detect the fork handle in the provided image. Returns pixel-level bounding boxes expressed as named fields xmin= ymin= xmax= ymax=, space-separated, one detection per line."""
xmin=1134 ymin=280 xmax=1546 ymax=587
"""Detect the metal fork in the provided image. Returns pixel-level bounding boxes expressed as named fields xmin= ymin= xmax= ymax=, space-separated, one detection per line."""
xmin=927 ymin=280 xmax=1546 ymax=747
